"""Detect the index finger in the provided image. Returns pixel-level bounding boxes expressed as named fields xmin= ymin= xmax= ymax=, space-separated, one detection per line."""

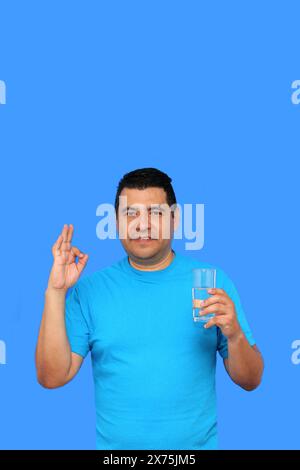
xmin=61 ymin=224 xmax=69 ymax=241
xmin=207 ymin=288 xmax=227 ymax=296
xmin=207 ymin=288 xmax=232 ymax=304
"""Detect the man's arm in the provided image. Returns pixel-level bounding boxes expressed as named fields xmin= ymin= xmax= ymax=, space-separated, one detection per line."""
xmin=223 ymin=338 xmax=264 ymax=391
xmin=35 ymin=287 xmax=84 ymax=389
xmin=35 ymin=224 xmax=89 ymax=389
xmin=193 ymin=287 xmax=264 ymax=391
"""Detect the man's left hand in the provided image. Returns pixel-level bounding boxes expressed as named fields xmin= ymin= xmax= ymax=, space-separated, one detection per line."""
xmin=193 ymin=288 xmax=242 ymax=340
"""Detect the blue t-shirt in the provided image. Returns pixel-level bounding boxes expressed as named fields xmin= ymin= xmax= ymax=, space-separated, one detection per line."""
xmin=65 ymin=250 xmax=255 ymax=450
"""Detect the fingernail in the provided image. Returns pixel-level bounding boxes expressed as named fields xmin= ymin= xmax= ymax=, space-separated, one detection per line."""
xmin=199 ymin=300 xmax=205 ymax=306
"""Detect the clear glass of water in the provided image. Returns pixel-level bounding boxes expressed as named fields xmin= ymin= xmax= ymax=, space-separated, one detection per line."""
xmin=192 ymin=268 xmax=216 ymax=323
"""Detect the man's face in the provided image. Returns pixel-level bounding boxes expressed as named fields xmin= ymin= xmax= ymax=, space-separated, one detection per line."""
xmin=116 ymin=187 xmax=179 ymax=263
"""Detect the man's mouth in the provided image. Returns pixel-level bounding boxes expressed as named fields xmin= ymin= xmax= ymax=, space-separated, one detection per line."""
xmin=133 ymin=236 xmax=155 ymax=242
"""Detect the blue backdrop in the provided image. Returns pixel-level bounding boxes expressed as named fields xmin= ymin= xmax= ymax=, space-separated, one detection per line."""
xmin=0 ymin=1 xmax=299 ymax=450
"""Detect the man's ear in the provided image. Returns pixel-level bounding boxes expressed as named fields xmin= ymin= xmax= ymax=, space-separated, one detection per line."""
xmin=173 ymin=205 xmax=180 ymax=232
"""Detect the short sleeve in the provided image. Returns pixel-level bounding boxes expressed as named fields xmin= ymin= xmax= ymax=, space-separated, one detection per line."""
xmin=217 ymin=270 xmax=256 ymax=359
xmin=65 ymin=285 xmax=90 ymax=358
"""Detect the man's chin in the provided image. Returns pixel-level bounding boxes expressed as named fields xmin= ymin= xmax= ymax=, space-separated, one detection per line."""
xmin=131 ymin=247 xmax=157 ymax=258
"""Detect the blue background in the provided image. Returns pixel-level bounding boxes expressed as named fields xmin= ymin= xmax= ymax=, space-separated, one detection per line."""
xmin=0 ymin=1 xmax=299 ymax=450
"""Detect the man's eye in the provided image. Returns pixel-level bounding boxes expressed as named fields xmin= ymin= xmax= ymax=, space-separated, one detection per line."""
xmin=127 ymin=210 xmax=137 ymax=216
xmin=151 ymin=209 xmax=162 ymax=216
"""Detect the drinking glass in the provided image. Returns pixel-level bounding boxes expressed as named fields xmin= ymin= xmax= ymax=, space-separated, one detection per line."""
xmin=192 ymin=268 xmax=216 ymax=323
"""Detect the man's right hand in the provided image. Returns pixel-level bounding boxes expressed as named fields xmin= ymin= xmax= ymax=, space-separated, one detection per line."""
xmin=47 ymin=224 xmax=89 ymax=292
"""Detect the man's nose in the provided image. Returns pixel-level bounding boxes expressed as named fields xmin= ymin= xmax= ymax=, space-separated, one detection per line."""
xmin=138 ymin=211 xmax=151 ymax=231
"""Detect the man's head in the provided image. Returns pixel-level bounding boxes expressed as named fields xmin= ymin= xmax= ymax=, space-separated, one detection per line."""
xmin=115 ymin=168 xmax=179 ymax=264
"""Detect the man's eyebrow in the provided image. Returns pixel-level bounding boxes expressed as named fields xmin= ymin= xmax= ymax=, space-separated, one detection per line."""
xmin=121 ymin=204 xmax=167 ymax=212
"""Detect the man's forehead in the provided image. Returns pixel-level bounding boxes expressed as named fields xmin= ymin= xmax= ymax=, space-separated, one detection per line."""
xmin=119 ymin=187 xmax=167 ymax=204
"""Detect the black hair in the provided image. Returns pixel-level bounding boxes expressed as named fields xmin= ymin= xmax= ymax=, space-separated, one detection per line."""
xmin=115 ymin=167 xmax=177 ymax=215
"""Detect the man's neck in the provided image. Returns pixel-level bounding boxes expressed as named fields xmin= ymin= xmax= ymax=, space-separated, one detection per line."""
xmin=129 ymin=249 xmax=175 ymax=271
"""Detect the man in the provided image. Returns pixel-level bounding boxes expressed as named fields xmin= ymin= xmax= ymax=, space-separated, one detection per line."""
xmin=35 ymin=167 xmax=264 ymax=450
